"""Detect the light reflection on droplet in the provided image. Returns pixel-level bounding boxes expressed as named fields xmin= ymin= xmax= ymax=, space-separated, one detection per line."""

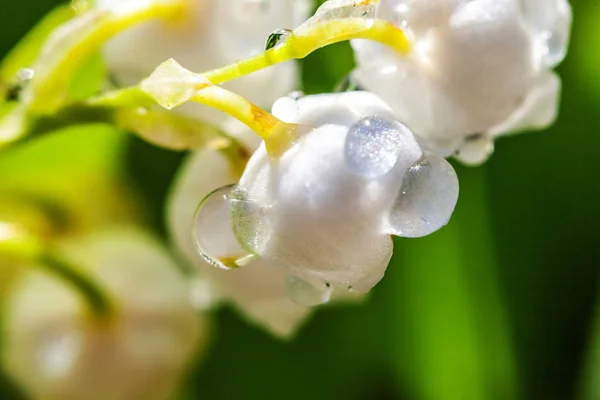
xmin=345 ymin=116 xmax=413 ymax=179
xmin=265 ymin=29 xmax=293 ymax=50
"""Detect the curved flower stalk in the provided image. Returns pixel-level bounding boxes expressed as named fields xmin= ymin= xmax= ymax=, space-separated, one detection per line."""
xmin=192 ymin=91 xmax=459 ymax=306
xmin=351 ymin=0 xmax=572 ymax=164
xmin=97 ymin=0 xmax=312 ymax=128
xmin=2 ymin=228 xmax=205 ymax=400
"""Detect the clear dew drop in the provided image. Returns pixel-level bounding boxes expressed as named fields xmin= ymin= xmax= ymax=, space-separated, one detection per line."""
xmin=286 ymin=276 xmax=333 ymax=307
xmin=17 ymin=68 xmax=34 ymax=82
xmin=537 ymin=30 xmax=569 ymax=68
xmin=193 ymin=185 xmax=250 ymax=270
xmin=345 ymin=116 xmax=412 ymax=179
xmin=229 ymin=185 xmax=270 ymax=256
xmin=387 ymin=154 xmax=459 ymax=238
xmin=265 ymin=29 xmax=293 ymax=50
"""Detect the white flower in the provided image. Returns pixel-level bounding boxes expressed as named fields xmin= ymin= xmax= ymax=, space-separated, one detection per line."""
xmin=2 ymin=228 xmax=204 ymax=400
xmin=193 ymin=92 xmax=459 ymax=305
xmin=351 ymin=0 xmax=572 ymax=164
xmin=168 ymin=147 xmax=312 ymax=338
xmin=97 ymin=0 xmax=311 ymax=127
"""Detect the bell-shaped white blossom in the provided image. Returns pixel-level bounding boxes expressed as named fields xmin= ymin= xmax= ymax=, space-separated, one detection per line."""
xmin=193 ymin=92 xmax=459 ymax=306
xmin=351 ymin=0 xmax=572 ymax=164
xmin=168 ymin=147 xmax=312 ymax=338
xmin=97 ymin=0 xmax=311 ymax=127
xmin=2 ymin=228 xmax=204 ymax=400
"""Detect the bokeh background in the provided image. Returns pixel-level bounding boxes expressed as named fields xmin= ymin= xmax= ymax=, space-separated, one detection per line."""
xmin=1 ymin=0 xmax=599 ymax=399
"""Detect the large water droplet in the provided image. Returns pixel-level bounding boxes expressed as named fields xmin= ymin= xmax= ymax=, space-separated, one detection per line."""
xmin=286 ymin=276 xmax=332 ymax=307
xmin=265 ymin=29 xmax=293 ymax=50
xmin=387 ymin=154 xmax=459 ymax=238
xmin=229 ymin=185 xmax=270 ymax=255
xmin=193 ymin=185 xmax=250 ymax=270
xmin=345 ymin=116 xmax=413 ymax=178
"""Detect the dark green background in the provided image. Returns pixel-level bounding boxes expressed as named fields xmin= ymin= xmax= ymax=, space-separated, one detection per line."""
xmin=1 ymin=1 xmax=599 ymax=399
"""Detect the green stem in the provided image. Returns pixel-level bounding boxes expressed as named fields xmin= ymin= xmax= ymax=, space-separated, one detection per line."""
xmin=0 ymin=228 xmax=113 ymax=318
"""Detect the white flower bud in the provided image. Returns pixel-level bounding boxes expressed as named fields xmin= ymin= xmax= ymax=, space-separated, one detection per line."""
xmin=168 ymin=147 xmax=312 ymax=338
xmin=352 ymin=0 xmax=572 ymax=164
xmin=2 ymin=228 xmax=204 ymax=400
xmin=193 ymin=92 xmax=459 ymax=304
xmin=97 ymin=0 xmax=311 ymax=127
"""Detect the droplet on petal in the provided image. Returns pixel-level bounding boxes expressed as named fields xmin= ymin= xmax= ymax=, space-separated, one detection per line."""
xmin=229 ymin=185 xmax=271 ymax=256
xmin=455 ymin=134 xmax=495 ymax=166
xmin=344 ymin=116 xmax=414 ymax=178
xmin=521 ymin=0 xmax=572 ymax=68
xmin=387 ymin=154 xmax=459 ymax=238
xmin=286 ymin=276 xmax=332 ymax=307
xmin=17 ymin=68 xmax=34 ymax=82
xmin=265 ymin=29 xmax=293 ymax=50
xmin=193 ymin=185 xmax=249 ymax=270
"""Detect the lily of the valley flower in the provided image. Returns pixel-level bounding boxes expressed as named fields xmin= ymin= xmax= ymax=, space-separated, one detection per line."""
xmin=2 ymin=228 xmax=205 ymax=400
xmin=351 ymin=0 xmax=572 ymax=164
xmin=98 ymin=0 xmax=311 ymax=127
xmin=192 ymin=91 xmax=459 ymax=306
xmin=168 ymin=147 xmax=312 ymax=338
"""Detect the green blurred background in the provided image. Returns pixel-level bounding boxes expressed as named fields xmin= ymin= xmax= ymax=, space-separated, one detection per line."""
xmin=1 ymin=1 xmax=599 ymax=399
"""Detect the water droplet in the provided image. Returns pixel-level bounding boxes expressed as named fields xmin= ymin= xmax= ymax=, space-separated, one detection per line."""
xmin=193 ymin=185 xmax=250 ymax=270
xmin=287 ymin=90 xmax=304 ymax=100
xmin=387 ymin=154 xmax=459 ymax=238
xmin=17 ymin=68 xmax=34 ymax=82
xmin=229 ymin=185 xmax=270 ymax=255
xmin=455 ymin=134 xmax=494 ymax=165
xmin=345 ymin=116 xmax=413 ymax=178
xmin=538 ymin=30 xmax=569 ymax=68
xmin=265 ymin=29 xmax=293 ymax=50
xmin=286 ymin=276 xmax=332 ymax=307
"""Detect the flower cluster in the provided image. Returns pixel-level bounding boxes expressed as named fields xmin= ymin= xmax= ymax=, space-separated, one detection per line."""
xmin=0 ymin=0 xmax=572 ymax=397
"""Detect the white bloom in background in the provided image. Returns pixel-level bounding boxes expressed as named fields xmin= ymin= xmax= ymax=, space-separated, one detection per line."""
xmin=3 ymin=228 xmax=204 ymax=400
xmin=193 ymin=92 xmax=459 ymax=306
xmin=352 ymin=0 xmax=572 ymax=164
xmin=168 ymin=146 xmax=312 ymax=338
xmin=97 ymin=0 xmax=311 ymax=127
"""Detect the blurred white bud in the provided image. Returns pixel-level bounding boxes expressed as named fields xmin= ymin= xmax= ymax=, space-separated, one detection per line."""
xmin=3 ymin=228 xmax=205 ymax=400
xmin=193 ymin=92 xmax=459 ymax=306
xmin=97 ymin=0 xmax=311 ymax=127
xmin=352 ymin=0 xmax=572 ymax=164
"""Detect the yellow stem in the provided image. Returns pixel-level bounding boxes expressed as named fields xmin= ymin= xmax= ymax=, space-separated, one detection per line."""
xmin=192 ymin=86 xmax=300 ymax=155
xmin=202 ymin=18 xmax=410 ymax=85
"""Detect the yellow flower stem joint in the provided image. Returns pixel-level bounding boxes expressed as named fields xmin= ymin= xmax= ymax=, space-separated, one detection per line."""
xmin=191 ymin=86 xmax=302 ymax=156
